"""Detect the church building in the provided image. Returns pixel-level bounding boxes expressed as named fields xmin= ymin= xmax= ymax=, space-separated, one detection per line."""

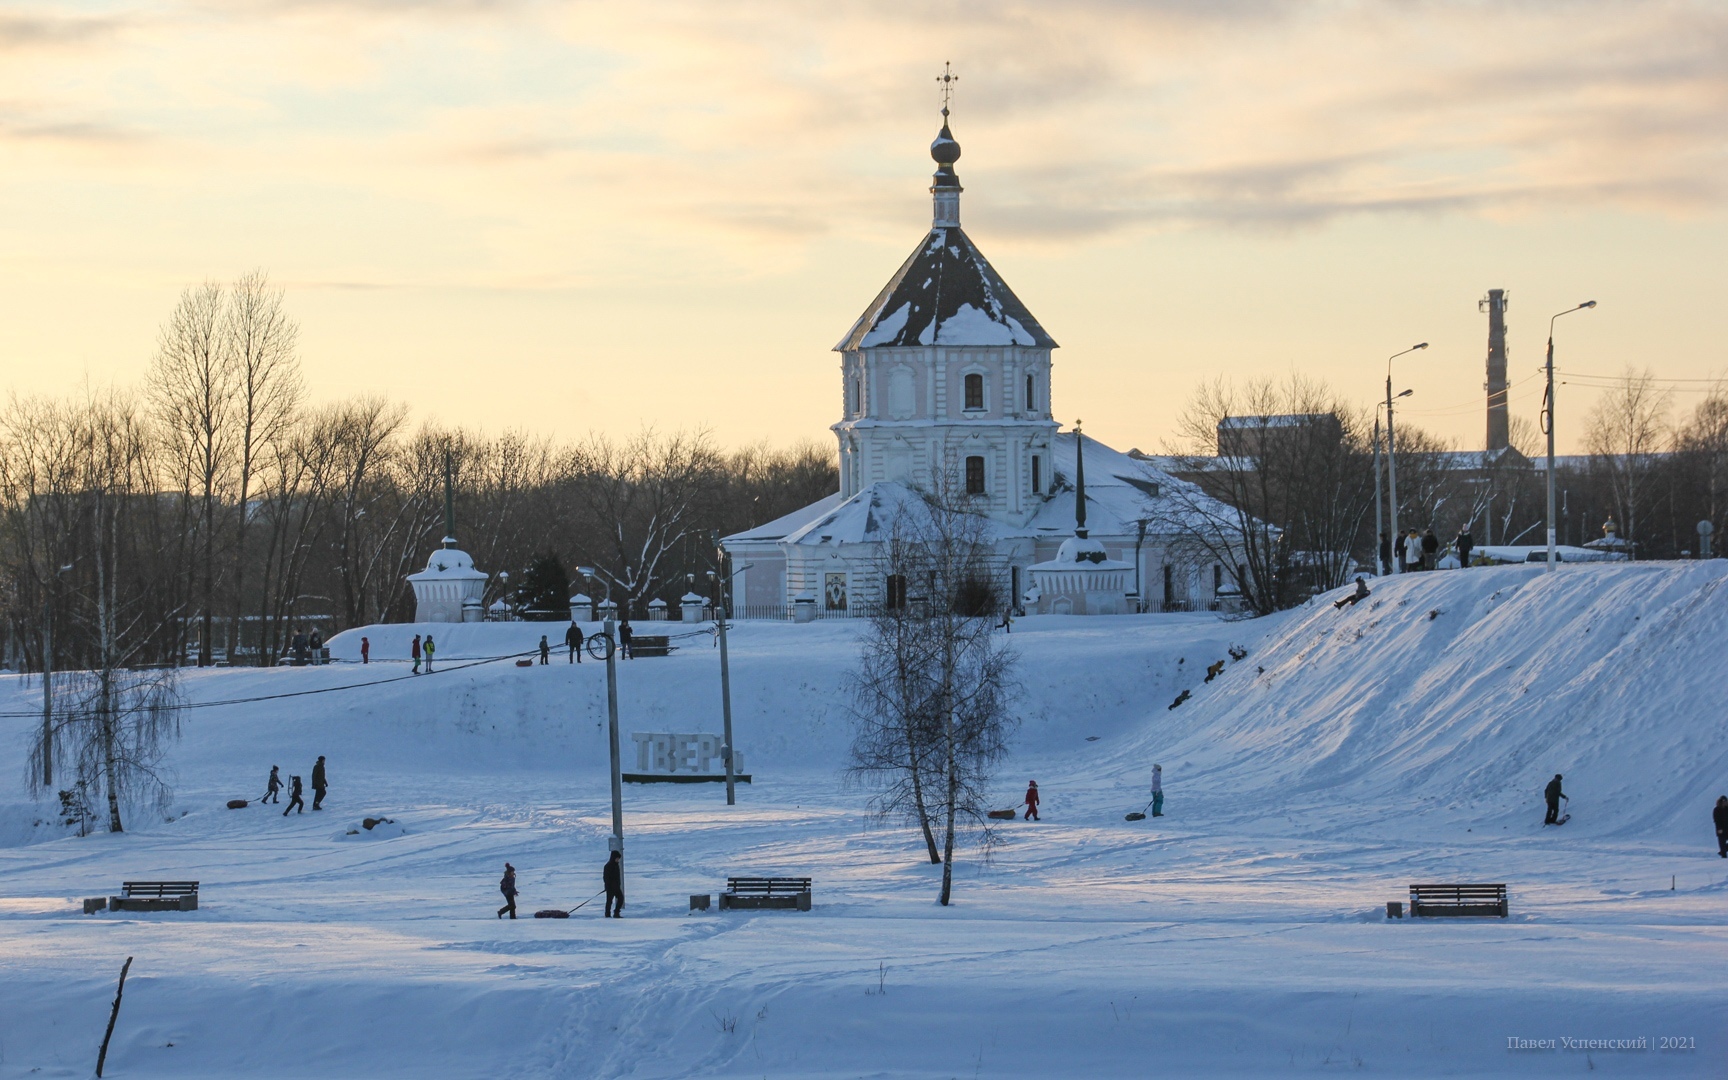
xmin=722 ymin=109 xmax=1242 ymax=617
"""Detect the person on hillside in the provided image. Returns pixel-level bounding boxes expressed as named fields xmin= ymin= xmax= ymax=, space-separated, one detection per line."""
xmin=1151 ymin=764 xmax=1164 ymax=818
xmin=1402 ymin=530 xmax=1423 ymax=573
xmin=1334 ymin=577 xmax=1371 ymax=610
xmin=1543 ymin=773 xmax=1567 ymax=825
xmin=1378 ymin=533 xmax=1392 ymax=576
xmin=282 ymin=775 xmax=304 ymax=816
xmin=360 ymin=636 xmax=370 ymax=664
xmin=309 ymin=629 xmax=324 ymax=665
xmin=1713 ymin=796 xmax=1728 ymax=858
xmin=1421 ymin=529 xmax=1439 ymax=571
xmin=618 ymin=620 xmax=634 ymax=660
xmin=1455 ymin=527 xmax=1475 ymax=570
xmin=603 ymin=851 xmax=625 ymax=917
xmin=262 ymin=765 xmax=282 ymax=804
xmin=411 ymin=634 xmax=422 ymax=674
xmin=311 ymin=755 xmax=328 ymax=811
xmin=424 ymin=635 xmax=436 ymax=672
xmin=565 ymin=622 xmax=584 ymax=664
xmin=538 ymin=635 xmax=550 ymax=665
xmin=497 ymin=862 xmax=518 ymax=919
xmin=1023 ymin=780 xmax=1041 ymax=821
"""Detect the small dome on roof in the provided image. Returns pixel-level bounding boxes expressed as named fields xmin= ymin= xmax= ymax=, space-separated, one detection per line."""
xmin=930 ymin=123 xmax=961 ymax=166
xmin=1056 ymin=535 xmax=1110 ymax=564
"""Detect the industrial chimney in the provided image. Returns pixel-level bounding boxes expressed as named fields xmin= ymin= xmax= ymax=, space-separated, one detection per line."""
xmin=1480 ymin=289 xmax=1509 ymax=452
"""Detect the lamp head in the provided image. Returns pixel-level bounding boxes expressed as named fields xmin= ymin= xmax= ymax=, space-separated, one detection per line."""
xmin=576 ymin=566 xmax=595 ymax=579
xmin=1414 ymin=342 xmax=1429 ymax=350
xmin=1398 ymin=389 xmax=1414 ymax=399
xmin=706 ymin=570 xmax=717 ymax=581
xmin=1580 ymin=301 xmax=1597 ymax=309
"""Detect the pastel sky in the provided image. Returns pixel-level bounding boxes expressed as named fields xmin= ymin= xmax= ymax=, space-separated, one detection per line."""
xmin=3 ymin=0 xmax=1725 ymax=455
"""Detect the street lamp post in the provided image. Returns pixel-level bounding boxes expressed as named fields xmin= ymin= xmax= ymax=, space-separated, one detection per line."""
xmin=578 ymin=568 xmax=625 ymax=867
xmin=705 ymin=567 xmax=737 ymax=806
xmin=1384 ymin=344 xmax=1424 ymax=573
xmin=40 ymin=562 xmax=73 ymax=787
xmin=1543 ymin=302 xmax=1597 ymax=571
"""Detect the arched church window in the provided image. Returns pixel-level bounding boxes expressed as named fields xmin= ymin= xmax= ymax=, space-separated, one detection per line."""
xmin=964 ymin=373 xmax=984 ymax=411
xmin=850 ymin=377 xmax=860 ymax=414
xmin=1025 ymin=374 xmax=1036 ymax=412
xmin=965 ymin=455 xmax=986 ymax=494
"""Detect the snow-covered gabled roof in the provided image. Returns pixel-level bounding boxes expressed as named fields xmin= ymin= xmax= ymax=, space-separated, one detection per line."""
xmin=1029 ymin=433 xmax=1247 ymax=539
xmin=722 ymin=492 xmax=845 ymax=544
xmin=782 ymin=482 xmax=1028 ymax=547
xmin=835 ymin=227 xmax=1057 ymax=351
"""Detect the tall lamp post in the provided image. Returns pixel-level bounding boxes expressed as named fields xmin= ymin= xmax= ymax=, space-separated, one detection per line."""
xmin=577 ymin=567 xmax=625 ymax=868
xmin=1543 ymin=302 xmax=1597 ymax=570
xmin=1384 ymin=342 xmax=1427 ymax=572
xmin=705 ymin=568 xmax=737 ymax=806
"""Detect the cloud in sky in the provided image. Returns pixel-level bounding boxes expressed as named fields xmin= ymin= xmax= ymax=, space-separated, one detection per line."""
xmin=1 ymin=0 xmax=1725 ymax=452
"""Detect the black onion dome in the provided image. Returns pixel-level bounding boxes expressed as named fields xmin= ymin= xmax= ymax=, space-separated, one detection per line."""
xmin=930 ymin=123 xmax=961 ymax=165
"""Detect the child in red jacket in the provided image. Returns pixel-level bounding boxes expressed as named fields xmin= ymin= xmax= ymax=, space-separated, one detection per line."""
xmin=1023 ymin=781 xmax=1040 ymax=821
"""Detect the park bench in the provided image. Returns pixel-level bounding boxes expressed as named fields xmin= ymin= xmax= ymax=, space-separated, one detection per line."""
xmin=110 ymin=881 xmax=199 ymax=912
xmin=717 ymin=876 xmax=812 ymax=912
xmin=1408 ymin=883 xmax=1507 ymax=918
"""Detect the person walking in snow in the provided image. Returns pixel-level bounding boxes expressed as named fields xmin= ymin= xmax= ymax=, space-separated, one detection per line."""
xmin=1421 ymin=529 xmax=1439 ymax=571
xmin=1713 ymin=796 xmax=1728 ymax=858
xmin=1543 ymin=773 xmax=1567 ymax=825
xmin=497 ymin=862 xmax=518 ymax=919
xmin=411 ymin=633 xmax=422 ymax=674
xmin=311 ymin=755 xmax=328 ymax=811
xmin=1334 ymin=577 xmax=1370 ymax=610
xmin=603 ymin=850 xmax=625 ymax=917
xmin=1455 ymin=527 xmax=1474 ymax=569
xmin=262 ymin=765 xmax=282 ymax=804
xmin=538 ymin=635 xmax=550 ymax=665
xmin=565 ymin=621 xmax=584 ymax=663
xmin=423 ymin=634 xmax=436 ymax=672
xmin=360 ymin=636 xmax=370 ymax=664
xmin=283 ymin=775 xmax=304 ymax=816
xmin=1151 ymin=764 xmax=1164 ymax=818
xmin=618 ymin=620 xmax=634 ymax=660
xmin=1402 ymin=530 xmax=1423 ymax=573
xmin=1023 ymin=780 xmax=1041 ymax=821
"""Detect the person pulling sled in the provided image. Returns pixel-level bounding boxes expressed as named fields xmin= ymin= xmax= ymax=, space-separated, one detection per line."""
xmin=1023 ymin=781 xmax=1040 ymax=821
xmin=603 ymin=850 xmax=625 ymax=917
xmin=262 ymin=765 xmax=282 ymax=804
xmin=498 ymin=862 xmax=518 ymax=919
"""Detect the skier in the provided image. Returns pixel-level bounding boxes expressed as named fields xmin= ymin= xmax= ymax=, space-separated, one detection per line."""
xmin=1023 ymin=780 xmax=1040 ymax=821
xmin=497 ymin=862 xmax=518 ymax=919
xmin=360 ymin=636 xmax=370 ymax=664
xmin=1151 ymin=764 xmax=1164 ymax=817
xmin=1333 ymin=577 xmax=1370 ymax=610
xmin=565 ymin=621 xmax=584 ymax=663
xmin=424 ymin=634 xmax=436 ymax=672
xmin=262 ymin=765 xmax=282 ymax=804
xmin=618 ymin=620 xmax=633 ymax=660
xmin=282 ymin=775 xmax=304 ymax=816
xmin=1421 ymin=529 xmax=1439 ymax=571
xmin=539 ymin=635 xmax=550 ymax=665
xmin=411 ymin=633 xmax=422 ymax=674
xmin=1455 ymin=527 xmax=1474 ymax=570
xmin=311 ymin=755 xmax=328 ymax=811
xmin=603 ymin=850 xmax=624 ymax=917
xmin=309 ymin=629 xmax=324 ymax=665
xmin=1543 ymin=773 xmax=1567 ymax=825
xmin=1714 ymin=796 xmax=1728 ymax=858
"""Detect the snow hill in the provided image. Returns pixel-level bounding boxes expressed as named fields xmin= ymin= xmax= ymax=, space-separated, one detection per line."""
xmin=1086 ymin=561 xmax=1728 ymax=843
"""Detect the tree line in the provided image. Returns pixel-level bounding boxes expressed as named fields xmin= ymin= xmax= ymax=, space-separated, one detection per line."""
xmin=1 ymin=272 xmax=838 ymax=674
xmin=1155 ymin=370 xmax=1728 ymax=614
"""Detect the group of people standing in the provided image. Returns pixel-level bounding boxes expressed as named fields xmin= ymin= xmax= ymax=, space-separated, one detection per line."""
xmin=1381 ymin=527 xmax=1475 ymax=574
xmin=262 ymin=756 xmax=329 ymax=815
xmin=410 ymin=634 xmax=437 ymax=673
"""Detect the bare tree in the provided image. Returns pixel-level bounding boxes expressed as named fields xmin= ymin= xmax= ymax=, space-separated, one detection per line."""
xmin=222 ymin=271 xmax=302 ymax=660
xmin=1585 ymin=367 xmax=1673 ymax=548
xmin=149 ymin=282 xmax=234 ymax=666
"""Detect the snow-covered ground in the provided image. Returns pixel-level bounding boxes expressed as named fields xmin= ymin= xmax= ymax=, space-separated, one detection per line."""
xmin=1 ymin=565 xmax=1725 ymax=1077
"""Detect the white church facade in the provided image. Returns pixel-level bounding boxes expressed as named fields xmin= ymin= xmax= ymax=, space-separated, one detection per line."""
xmin=722 ymin=111 xmax=1243 ymax=617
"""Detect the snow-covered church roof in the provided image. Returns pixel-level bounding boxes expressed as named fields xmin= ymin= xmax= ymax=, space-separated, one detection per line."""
xmin=835 ymin=226 xmax=1058 ymax=351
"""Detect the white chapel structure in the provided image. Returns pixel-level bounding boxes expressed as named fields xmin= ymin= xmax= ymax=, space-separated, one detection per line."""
xmin=722 ymin=108 xmax=1242 ymax=616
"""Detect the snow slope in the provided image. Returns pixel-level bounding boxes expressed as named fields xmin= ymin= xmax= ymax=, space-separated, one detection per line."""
xmin=1 ymin=569 xmax=1724 ymax=1078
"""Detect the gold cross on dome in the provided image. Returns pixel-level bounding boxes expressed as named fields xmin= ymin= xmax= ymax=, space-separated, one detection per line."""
xmin=936 ymin=61 xmax=958 ymax=116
